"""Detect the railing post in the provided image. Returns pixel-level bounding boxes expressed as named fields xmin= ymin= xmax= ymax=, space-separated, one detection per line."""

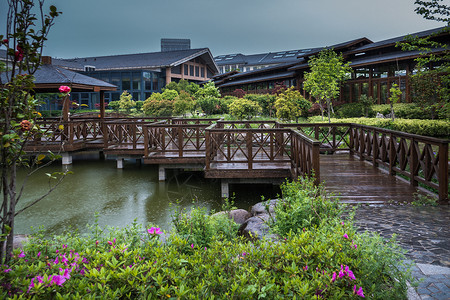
xmin=359 ymin=126 xmax=365 ymax=161
xmin=389 ymin=133 xmax=396 ymax=176
xmin=133 ymin=124 xmax=137 ymax=149
xmin=247 ymin=131 xmax=253 ymax=170
xmin=438 ymin=142 xmax=448 ymax=202
xmin=410 ymin=138 xmax=418 ymax=187
xmin=178 ymin=126 xmax=183 ymax=157
xmin=205 ymin=129 xmax=211 ymax=171
xmin=372 ymin=130 xmax=378 ymax=168
xmin=143 ymin=125 xmax=149 ymax=157
xmin=349 ymin=125 xmax=354 ymax=156
xmin=312 ymin=141 xmax=320 ymax=186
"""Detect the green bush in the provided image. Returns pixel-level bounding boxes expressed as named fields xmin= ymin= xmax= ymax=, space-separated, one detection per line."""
xmin=134 ymin=100 xmax=144 ymax=112
xmin=0 ymin=176 xmax=414 ymax=299
xmin=142 ymin=93 xmax=174 ymax=116
xmin=228 ymin=98 xmax=262 ymax=120
xmin=308 ymin=116 xmax=450 ymax=138
xmin=336 ymin=103 xmax=375 ymax=118
xmin=372 ymin=103 xmax=431 ymax=120
xmin=108 ymin=100 xmax=120 ymax=112
xmin=244 ymin=94 xmax=277 ymax=116
xmin=270 ymin=177 xmax=343 ymax=236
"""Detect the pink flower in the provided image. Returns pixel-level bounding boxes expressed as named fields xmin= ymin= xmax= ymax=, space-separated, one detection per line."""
xmin=147 ymin=227 xmax=162 ymax=235
xmin=353 ymin=285 xmax=365 ymax=297
xmin=15 ymin=45 xmax=24 ymax=62
xmin=59 ymin=268 xmax=72 ymax=279
xmin=95 ymin=240 xmax=99 ymax=246
xmin=343 ymin=233 xmax=349 ymax=239
xmin=3 ymin=269 xmax=12 ymax=273
xmin=331 ymin=272 xmax=337 ymax=282
xmin=341 ymin=221 xmax=345 ymax=225
xmin=37 ymin=252 xmax=41 ymax=258
xmin=353 ymin=244 xmax=358 ymax=249
xmin=18 ymin=251 xmax=25 ymax=258
xmin=345 ymin=265 xmax=356 ymax=280
xmin=59 ymin=85 xmax=71 ymax=94
xmin=190 ymin=244 xmax=194 ymax=249
xmin=50 ymin=275 xmax=66 ymax=286
xmin=107 ymin=241 xmax=113 ymax=246
xmin=303 ymin=265 xmax=308 ymax=271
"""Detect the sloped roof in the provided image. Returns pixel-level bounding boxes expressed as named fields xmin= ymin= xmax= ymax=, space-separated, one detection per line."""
xmin=346 ymin=26 xmax=449 ymax=55
xmin=214 ymin=48 xmax=318 ymax=67
xmin=53 ymin=48 xmax=219 ymax=73
xmin=296 ymin=37 xmax=373 ymax=59
xmin=219 ymin=71 xmax=296 ymax=88
xmin=1 ymin=64 xmax=117 ymax=92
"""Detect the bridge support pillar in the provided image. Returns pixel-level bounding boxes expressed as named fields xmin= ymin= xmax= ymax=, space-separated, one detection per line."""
xmin=117 ymin=157 xmax=124 ymax=169
xmin=221 ymin=180 xmax=230 ymax=198
xmin=159 ymin=166 xmax=166 ymax=181
xmin=62 ymin=153 xmax=72 ymax=165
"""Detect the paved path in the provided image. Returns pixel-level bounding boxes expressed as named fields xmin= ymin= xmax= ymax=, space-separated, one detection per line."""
xmin=352 ymin=205 xmax=450 ymax=300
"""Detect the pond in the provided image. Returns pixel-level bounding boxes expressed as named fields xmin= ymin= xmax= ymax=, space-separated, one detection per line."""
xmin=15 ymin=152 xmax=281 ymax=236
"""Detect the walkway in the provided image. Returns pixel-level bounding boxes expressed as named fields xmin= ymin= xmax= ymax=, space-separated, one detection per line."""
xmin=320 ymin=154 xmax=429 ymax=204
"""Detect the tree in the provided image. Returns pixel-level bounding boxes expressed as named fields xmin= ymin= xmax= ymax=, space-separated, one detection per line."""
xmin=195 ymin=82 xmax=221 ymax=116
xmin=303 ymin=49 xmax=352 ymax=122
xmin=274 ymin=87 xmax=311 ymax=122
xmin=118 ymin=91 xmax=135 ymax=112
xmin=143 ymin=93 xmax=174 ymax=116
xmin=228 ymin=98 xmax=261 ymax=120
xmin=173 ymin=91 xmax=196 ymax=117
xmin=397 ymin=1 xmax=449 ymax=119
xmin=0 ymin=0 xmax=63 ymax=263
xmin=388 ymin=84 xmax=402 ymax=121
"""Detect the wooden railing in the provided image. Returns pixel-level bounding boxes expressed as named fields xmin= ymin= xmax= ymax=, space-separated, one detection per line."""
xmin=290 ymin=129 xmax=321 ymax=185
xmin=348 ymin=124 xmax=449 ymax=201
xmin=143 ymin=122 xmax=211 ymax=157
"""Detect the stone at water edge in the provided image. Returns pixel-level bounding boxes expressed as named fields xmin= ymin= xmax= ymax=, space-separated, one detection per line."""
xmin=238 ymin=214 xmax=278 ymax=242
xmin=250 ymin=199 xmax=279 ymax=216
xmin=211 ymin=209 xmax=252 ymax=225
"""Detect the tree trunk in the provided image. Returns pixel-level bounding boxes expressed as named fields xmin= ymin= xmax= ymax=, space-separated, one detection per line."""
xmin=326 ymin=98 xmax=332 ymax=123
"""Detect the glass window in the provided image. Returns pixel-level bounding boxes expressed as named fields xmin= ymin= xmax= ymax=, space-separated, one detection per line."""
xmin=171 ymin=65 xmax=181 ymax=74
xmin=132 ymin=73 xmax=141 ymax=90
xmin=143 ymin=72 xmax=152 ymax=90
xmin=380 ymin=82 xmax=388 ymax=104
xmin=190 ymin=65 xmax=194 ymax=76
xmin=201 ymin=67 xmax=205 ymax=78
xmin=132 ymin=92 xmax=140 ymax=101
xmin=111 ymin=73 xmax=120 ymax=87
xmin=111 ymin=93 xmax=120 ymax=101
xmin=195 ymin=66 xmax=199 ymax=77
xmin=184 ymin=65 xmax=189 ymax=75
xmin=122 ymin=73 xmax=131 ymax=90
xmin=145 ymin=92 xmax=152 ymax=100
xmin=152 ymin=77 xmax=159 ymax=91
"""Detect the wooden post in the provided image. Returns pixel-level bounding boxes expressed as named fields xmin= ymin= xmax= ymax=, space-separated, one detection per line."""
xmin=100 ymin=90 xmax=105 ymax=119
xmin=372 ymin=130 xmax=379 ymax=168
xmin=247 ymin=131 xmax=253 ymax=170
xmin=438 ymin=143 xmax=448 ymax=202
xmin=389 ymin=133 xmax=396 ymax=176
xmin=62 ymin=94 xmax=70 ymax=122
xmin=178 ymin=126 xmax=183 ymax=157
xmin=205 ymin=130 xmax=210 ymax=171
xmin=312 ymin=141 xmax=320 ymax=185
xmin=143 ymin=125 xmax=149 ymax=157
xmin=409 ymin=139 xmax=418 ymax=187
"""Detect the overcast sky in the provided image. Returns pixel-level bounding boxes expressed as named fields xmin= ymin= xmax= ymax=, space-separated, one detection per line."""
xmin=0 ymin=0 xmax=444 ymax=58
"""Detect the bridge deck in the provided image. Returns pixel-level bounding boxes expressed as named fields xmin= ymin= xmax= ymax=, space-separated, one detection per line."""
xmin=320 ymin=154 xmax=426 ymax=204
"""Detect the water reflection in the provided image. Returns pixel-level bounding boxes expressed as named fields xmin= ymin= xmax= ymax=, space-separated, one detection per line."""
xmin=15 ymin=152 xmax=281 ymax=236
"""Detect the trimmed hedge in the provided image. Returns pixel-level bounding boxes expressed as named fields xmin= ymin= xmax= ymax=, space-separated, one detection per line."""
xmin=308 ymin=116 xmax=450 ymax=138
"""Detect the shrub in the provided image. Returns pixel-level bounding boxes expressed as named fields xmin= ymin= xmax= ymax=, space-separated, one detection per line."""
xmin=274 ymin=87 xmax=311 ymax=121
xmin=161 ymin=89 xmax=178 ymax=101
xmin=244 ymin=94 xmax=277 ymax=117
xmin=372 ymin=103 xmax=431 ymax=119
xmin=0 ymin=178 xmax=413 ymax=299
xmin=118 ymin=91 xmax=135 ymax=112
xmin=232 ymin=88 xmax=246 ymax=98
xmin=336 ymin=103 xmax=375 ymax=118
xmin=173 ymin=91 xmax=196 ymax=116
xmin=142 ymin=93 xmax=174 ymax=116
xmin=134 ymin=100 xmax=144 ymax=112
xmin=228 ymin=98 xmax=262 ymax=120
xmin=197 ymin=96 xmax=222 ymax=115
xmin=108 ymin=100 xmax=120 ymax=112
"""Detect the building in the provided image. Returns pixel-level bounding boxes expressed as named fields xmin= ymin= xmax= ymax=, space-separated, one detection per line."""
xmin=214 ymin=48 xmax=320 ymax=74
xmin=161 ymin=38 xmax=191 ymax=52
xmin=214 ymin=27 xmax=449 ymax=105
xmin=52 ymin=48 xmax=219 ymax=109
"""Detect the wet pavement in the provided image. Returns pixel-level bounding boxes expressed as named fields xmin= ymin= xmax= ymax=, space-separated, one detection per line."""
xmin=351 ymin=204 xmax=450 ymax=299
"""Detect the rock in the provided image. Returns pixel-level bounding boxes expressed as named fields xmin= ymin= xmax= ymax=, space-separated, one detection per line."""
xmin=250 ymin=199 xmax=279 ymax=216
xmin=13 ymin=234 xmax=29 ymax=249
xmin=376 ymin=112 xmax=384 ymax=118
xmin=212 ymin=209 xmax=251 ymax=225
xmin=238 ymin=214 xmax=278 ymax=241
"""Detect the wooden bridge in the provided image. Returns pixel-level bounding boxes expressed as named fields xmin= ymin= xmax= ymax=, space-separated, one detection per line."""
xmin=24 ymin=117 xmax=449 ymax=202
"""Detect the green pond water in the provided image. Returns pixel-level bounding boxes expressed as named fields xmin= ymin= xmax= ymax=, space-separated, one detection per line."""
xmin=15 ymin=153 xmax=280 ymax=236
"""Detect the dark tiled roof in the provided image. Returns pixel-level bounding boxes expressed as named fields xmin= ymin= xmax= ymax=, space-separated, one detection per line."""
xmin=1 ymin=64 xmax=117 ymax=90
xmin=54 ymin=48 xmax=218 ymax=73
xmin=219 ymin=71 xmax=296 ymax=88
xmin=347 ymin=26 xmax=449 ymax=54
xmin=296 ymin=38 xmax=373 ymax=59
xmin=229 ymin=61 xmax=300 ymax=79
xmin=34 ymin=65 xmax=117 ymax=88
xmin=214 ymin=48 xmax=317 ymax=67
xmin=349 ymin=47 xmax=447 ymax=67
